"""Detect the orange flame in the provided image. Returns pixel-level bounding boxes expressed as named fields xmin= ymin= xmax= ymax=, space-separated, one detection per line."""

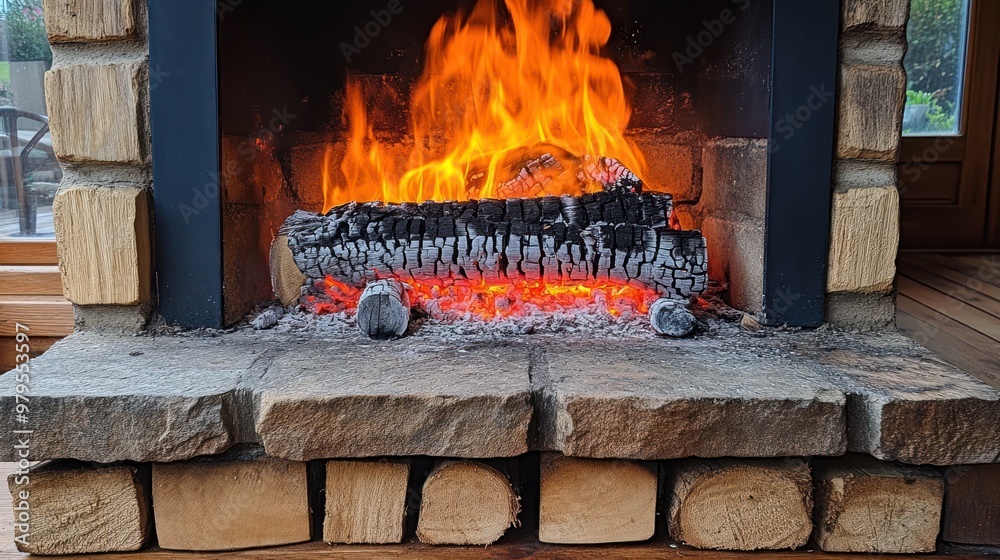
xmin=324 ymin=0 xmax=646 ymax=209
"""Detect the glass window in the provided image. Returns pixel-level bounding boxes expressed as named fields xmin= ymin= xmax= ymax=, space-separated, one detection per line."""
xmin=0 ymin=0 xmax=59 ymax=240
xmin=903 ymin=0 xmax=971 ymax=136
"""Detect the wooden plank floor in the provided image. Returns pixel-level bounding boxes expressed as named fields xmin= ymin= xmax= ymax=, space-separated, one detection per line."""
xmin=897 ymin=253 xmax=1000 ymax=389
xmin=0 ymin=463 xmax=996 ymax=559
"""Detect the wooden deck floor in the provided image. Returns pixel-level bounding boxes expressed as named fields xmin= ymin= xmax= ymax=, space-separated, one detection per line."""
xmin=897 ymin=253 xmax=1000 ymax=389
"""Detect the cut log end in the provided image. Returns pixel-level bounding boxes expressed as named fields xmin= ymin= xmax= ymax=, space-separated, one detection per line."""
xmin=357 ymin=280 xmax=412 ymax=340
xmin=667 ymin=459 xmax=813 ymax=551
xmin=324 ymin=460 xmax=411 ymax=545
xmin=813 ymin=458 xmax=944 ymax=554
xmin=416 ymin=461 xmax=520 ymax=546
xmin=270 ymin=235 xmax=307 ymax=307
xmin=539 ymin=454 xmax=657 ymax=544
xmin=650 ymin=298 xmax=696 ymax=337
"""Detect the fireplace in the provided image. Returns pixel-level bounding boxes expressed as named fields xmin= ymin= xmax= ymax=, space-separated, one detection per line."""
xmin=16 ymin=0 xmax=1000 ymax=557
xmin=143 ymin=0 xmax=852 ymax=331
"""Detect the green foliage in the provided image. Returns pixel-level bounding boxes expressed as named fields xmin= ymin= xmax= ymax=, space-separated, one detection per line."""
xmin=904 ymin=89 xmax=957 ymax=134
xmin=4 ymin=0 xmax=51 ymax=64
xmin=904 ymin=0 xmax=966 ymax=114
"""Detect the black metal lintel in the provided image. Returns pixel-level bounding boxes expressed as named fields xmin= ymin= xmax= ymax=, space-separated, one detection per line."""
xmin=762 ymin=0 xmax=840 ymax=327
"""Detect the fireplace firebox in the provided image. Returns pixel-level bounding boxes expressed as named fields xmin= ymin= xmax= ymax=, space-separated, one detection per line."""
xmin=149 ymin=0 xmax=839 ymax=331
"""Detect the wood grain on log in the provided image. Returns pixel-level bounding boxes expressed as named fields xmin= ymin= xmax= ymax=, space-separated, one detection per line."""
xmin=152 ymin=457 xmax=310 ymax=551
xmin=271 ymin=235 xmax=307 ymax=307
xmin=6 ymin=462 xmax=151 ymax=555
xmin=356 ymin=279 xmax=411 ymax=339
xmin=812 ymin=457 xmax=943 ymax=554
xmin=416 ymin=461 xmax=520 ymax=546
xmin=275 ymin=190 xmax=706 ymax=305
xmin=324 ymin=460 xmax=410 ymax=545
xmin=538 ymin=454 xmax=657 ymax=544
xmin=666 ymin=459 xmax=813 ymax=551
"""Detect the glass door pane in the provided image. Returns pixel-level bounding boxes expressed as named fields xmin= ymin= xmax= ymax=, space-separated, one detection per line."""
xmin=903 ymin=0 xmax=971 ymax=136
xmin=0 ymin=0 xmax=59 ymax=240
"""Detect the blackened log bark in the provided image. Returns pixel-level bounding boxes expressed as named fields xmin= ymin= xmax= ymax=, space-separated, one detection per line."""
xmin=275 ymin=190 xmax=707 ymax=304
xmin=356 ymin=280 xmax=411 ymax=339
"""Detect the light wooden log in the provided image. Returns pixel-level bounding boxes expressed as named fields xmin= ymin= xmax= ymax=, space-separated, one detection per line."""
xmin=942 ymin=464 xmax=1000 ymax=546
xmin=813 ymin=457 xmax=943 ymax=553
xmin=666 ymin=459 xmax=813 ymax=551
xmin=6 ymin=462 xmax=151 ymax=555
xmin=53 ymin=185 xmax=151 ymax=305
xmin=46 ymin=62 xmax=144 ymax=164
xmin=356 ymin=279 xmax=411 ymax=340
xmin=324 ymin=460 xmax=411 ymax=544
xmin=152 ymin=456 xmax=310 ymax=551
xmin=539 ymin=454 xmax=657 ymax=544
xmin=649 ymin=298 xmax=696 ymax=337
xmin=416 ymin=461 xmax=520 ymax=545
xmin=270 ymin=235 xmax=307 ymax=307
xmin=43 ymin=0 xmax=137 ymax=42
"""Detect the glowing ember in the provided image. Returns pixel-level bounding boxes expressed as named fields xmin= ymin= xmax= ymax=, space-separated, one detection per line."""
xmin=305 ymin=275 xmax=657 ymax=322
xmin=324 ymin=0 xmax=647 ymax=209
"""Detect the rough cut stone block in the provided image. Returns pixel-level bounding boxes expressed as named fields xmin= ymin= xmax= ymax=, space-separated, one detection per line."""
xmin=153 ymin=455 xmax=310 ymax=551
xmin=324 ymin=460 xmax=410 ymax=544
xmin=789 ymin=332 xmax=1000 ymax=465
xmin=53 ymin=186 xmax=151 ymax=305
xmin=537 ymin=340 xmax=847 ymax=459
xmin=4 ymin=330 xmax=998 ymax=467
xmin=827 ymin=186 xmax=899 ymax=294
xmin=45 ymin=61 xmax=144 ymax=163
xmin=700 ymin=138 xmax=768 ymax=221
xmin=842 ymin=0 xmax=909 ymax=32
xmin=813 ymin=457 xmax=943 ymax=553
xmin=539 ymin=454 xmax=657 ymax=544
xmin=255 ymin=343 xmax=533 ymax=460
xmin=0 ymin=333 xmax=253 ymax=462
xmin=837 ymin=64 xmax=906 ymax=161
xmin=630 ymin=134 xmax=697 ymax=202
xmin=666 ymin=459 xmax=813 ymax=551
xmin=44 ymin=0 xmax=136 ymax=42
xmin=7 ymin=463 xmax=150 ymax=555
xmin=700 ymin=216 xmax=765 ymax=315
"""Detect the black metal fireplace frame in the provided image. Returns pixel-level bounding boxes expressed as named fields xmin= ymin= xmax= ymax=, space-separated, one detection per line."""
xmin=148 ymin=0 xmax=839 ymax=329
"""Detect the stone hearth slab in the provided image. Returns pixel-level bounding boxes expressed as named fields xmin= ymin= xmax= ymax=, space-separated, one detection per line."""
xmin=536 ymin=340 xmax=847 ymax=459
xmin=254 ymin=342 xmax=534 ymax=460
xmin=2 ymin=327 xmax=998 ymax=465
xmin=785 ymin=332 xmax=1000 ymax=466
xmin=0 ymin=334 xmax=258 ymax=462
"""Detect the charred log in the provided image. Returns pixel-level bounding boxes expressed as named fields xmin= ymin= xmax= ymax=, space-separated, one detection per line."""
xmin=649 ymin=298 xmax=697 ymax=338
xmin=357 ymin=279 xmax=412 ymax=339
xmin=275 ymin=190 xmax=707 ymax=304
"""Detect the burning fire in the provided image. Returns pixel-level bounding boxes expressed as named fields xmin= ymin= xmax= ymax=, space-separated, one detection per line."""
xmin=314 ymin=0 xmax=669 ymax=323
xmin=324 ymin=0 xmax=646 ymax=208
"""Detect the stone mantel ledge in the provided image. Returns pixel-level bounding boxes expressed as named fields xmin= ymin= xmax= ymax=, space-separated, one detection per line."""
xmin=1 ymin=328 xmax=997 ymax=466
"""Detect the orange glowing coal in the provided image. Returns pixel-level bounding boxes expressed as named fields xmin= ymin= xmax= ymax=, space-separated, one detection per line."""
xmin=323 ymin=0 xmax=647 ymax=209
xmin=307 ymin=275 xmax=655 ymax=321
